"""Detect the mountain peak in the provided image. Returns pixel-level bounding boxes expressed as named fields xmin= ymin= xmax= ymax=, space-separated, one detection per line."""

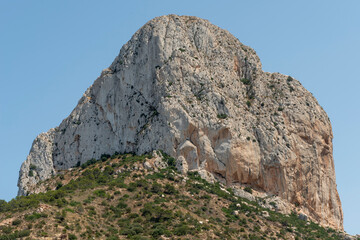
xmin=18 ymin=15 xmax=342 ymax=230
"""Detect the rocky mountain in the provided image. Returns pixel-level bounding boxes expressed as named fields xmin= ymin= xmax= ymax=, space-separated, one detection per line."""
xmin=18 ymin=15 xmax=343 ymax=231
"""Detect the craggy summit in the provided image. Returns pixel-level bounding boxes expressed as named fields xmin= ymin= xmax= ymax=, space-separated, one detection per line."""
xmin=18 ymin=15 xmax=343 ymax=230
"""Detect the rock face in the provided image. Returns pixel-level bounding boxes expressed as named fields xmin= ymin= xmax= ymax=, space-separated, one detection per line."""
xmin=18 ymin=15 xmax=343 ymax=230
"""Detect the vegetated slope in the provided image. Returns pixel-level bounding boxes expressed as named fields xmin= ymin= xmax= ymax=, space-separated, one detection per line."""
xmin=3 ymin=153 xmax=347 ymax=239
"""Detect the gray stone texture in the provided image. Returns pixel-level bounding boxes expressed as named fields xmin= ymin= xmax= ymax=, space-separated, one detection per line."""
xmin=18 ymin=15 xmax=343 ymax=230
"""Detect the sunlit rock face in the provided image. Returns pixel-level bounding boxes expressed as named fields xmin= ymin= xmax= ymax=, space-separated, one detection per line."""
xmin=18 ymin=15 xmax=343 ymax=230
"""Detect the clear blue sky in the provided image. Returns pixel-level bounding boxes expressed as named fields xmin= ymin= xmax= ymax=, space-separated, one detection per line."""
xmin=0 ymin=0 xmax=359 ymax=234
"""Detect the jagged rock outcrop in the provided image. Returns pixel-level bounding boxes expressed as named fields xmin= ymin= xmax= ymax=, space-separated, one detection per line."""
xmin=18 ymin=15 xmax=343 ymax=230
xmin=18 ymin=130 xmax=56 ymax=196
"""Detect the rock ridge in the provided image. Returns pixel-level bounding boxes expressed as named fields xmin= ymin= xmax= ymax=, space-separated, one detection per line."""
xmin=18 ymin=14 xmax=343 ymax=230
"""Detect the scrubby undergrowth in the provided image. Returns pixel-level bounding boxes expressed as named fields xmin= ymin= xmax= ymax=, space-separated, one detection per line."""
xmin=0 ymin=152 xmax=349 ymax=239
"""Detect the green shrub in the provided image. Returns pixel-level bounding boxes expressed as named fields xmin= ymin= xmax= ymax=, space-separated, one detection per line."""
xmin=68 ymin=234 xmax=77 ymax=240
xmin=120 ymin=223 xmax=143 ymax=236
xmin=269 ymin=201 xmax=277 ymax=208
xmin=1 ymin=226 xmax=13 ymax=234
xmin=81 ymin=158 xmax=98 ymax=169
xmin=117 ymin=201 xmax=128 ymax=209
xmin=12 ymin=219 xmax=22 ymax=226
xmin=0 ymin=229 xmax=30 ymax=240
xmin=101 ymin=154 xmax=110 ymax=162
xmin=160 ymin=151 xmax=176 ymax=168
xmin=103 ymin=166 xmax=114 ymax=175
xmin=151 ymin=183 xmax=162 ymax=193
xmin=244 ymin=187 xmax=252 ymax=194
xmin=217 ymin=114 xmax=228 ymax=119
xmin=93 ymin=189 xmax=107 ymax=198
xmin=56 ymin=182 xmax=63 ymax=190
xmin=126 ymin=182 xmax=137 ymax=192
xmin=0 ymin=200 xmax=6 ymax=212
xmin=141 ymin=203 xmax=172 ymax=222
xmin=150 ymin=225 xmax=166 ymax=237
xmin=173 ymin=224 xmax=190 ymax=236
xmin=29 ymin=164 xmax=37 ymax=170
xmin=135 ymin=179 xmax=149 ymax=190
xmin=40 ymin=231 xmax=48 ymax=237
xmin=164 ymin=184 xmax=176 ymax=194
xmin=25 ymin=212 xmax=48 ymax=221
xmin=106 ymin=236 xmax=119 ymax=240
xmin=240 ymin=78 xmax=251 ymax=85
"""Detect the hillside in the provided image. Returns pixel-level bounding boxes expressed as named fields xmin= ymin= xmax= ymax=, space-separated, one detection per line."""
xmin=2 ymin=152 xmax=351 ymax=239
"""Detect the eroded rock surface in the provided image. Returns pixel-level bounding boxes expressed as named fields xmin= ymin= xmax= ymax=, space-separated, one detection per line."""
xmin=18 ymin=15 xmax=343 ymax=230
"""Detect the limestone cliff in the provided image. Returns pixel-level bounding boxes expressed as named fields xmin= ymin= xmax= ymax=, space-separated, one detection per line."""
xmin=18 ymin=15 xmax=343 ymax=230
